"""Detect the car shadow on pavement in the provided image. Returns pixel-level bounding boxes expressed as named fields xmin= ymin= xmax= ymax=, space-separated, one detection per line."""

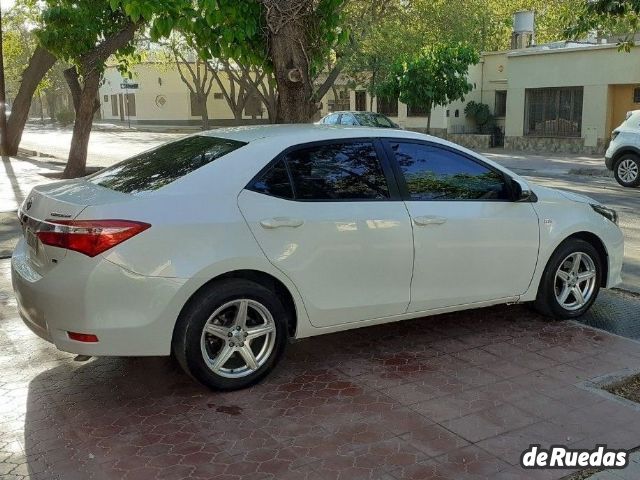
xmin=15 ymin=301 xmax=640 ymax=479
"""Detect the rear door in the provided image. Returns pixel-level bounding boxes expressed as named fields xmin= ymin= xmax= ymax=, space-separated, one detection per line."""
xmin=383 ymin=140 xmax=540 ymax=312
xmin=238 ymin=139 xmax=414 ymax=328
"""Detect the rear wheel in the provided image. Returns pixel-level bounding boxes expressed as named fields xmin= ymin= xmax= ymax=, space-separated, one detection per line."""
xmin=614 ymin=154 xmax=640 ymax=187
xmin=534 ymin=239 xmax=602 ymax=319
xmin=172 ymin=279 xmax=288 ymax=390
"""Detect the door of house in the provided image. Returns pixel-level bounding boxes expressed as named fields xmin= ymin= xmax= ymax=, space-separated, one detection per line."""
xmin=118 ymin=94 xmax=125 ymax=121
xmin=355 ymin=91 xmax=366 ymax=111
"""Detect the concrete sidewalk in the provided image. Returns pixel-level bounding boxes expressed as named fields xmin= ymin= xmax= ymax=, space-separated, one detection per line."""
xmin=481 ymin=149 xmax=609 ymax=177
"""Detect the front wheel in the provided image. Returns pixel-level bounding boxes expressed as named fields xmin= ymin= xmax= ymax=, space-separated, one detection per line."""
xmin=534 ymin=239 xmax=602 ymax=319
xmin=172 ymin=279 xmax=288 ymax=390
xmin=614 ymin=154 xmax=640 ymax=187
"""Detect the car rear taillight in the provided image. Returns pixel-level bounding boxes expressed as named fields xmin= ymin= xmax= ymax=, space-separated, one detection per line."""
xmin=37 ymin=219 xmax=151 ymax=257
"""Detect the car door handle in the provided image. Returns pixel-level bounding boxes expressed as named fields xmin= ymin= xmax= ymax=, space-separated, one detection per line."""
xmin=413 ymin=215 xmax=447 ymax=226
xmin=260 ymin=217 xmax=304 ymax=229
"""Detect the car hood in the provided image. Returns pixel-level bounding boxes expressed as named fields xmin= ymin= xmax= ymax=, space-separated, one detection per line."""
xmin=531 ymin=184 xmax=598 ymax=205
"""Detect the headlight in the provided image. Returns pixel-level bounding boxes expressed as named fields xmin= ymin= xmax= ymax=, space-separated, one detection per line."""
xmin=591 ymin=204 xmax=618 ymax=225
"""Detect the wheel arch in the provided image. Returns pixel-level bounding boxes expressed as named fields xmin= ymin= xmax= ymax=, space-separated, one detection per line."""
xmin=172 ymin=269 xmax=300 ymax=348
xmin=612 ymin=146 xmax=640 ymax=164
xmin=564 ymin=231 xmax=609 ymax=286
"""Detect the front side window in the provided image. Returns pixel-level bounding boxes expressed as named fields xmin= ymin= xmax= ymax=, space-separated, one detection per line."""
xmin=275 ymin=142 xmax=390 ymax=200
xmin=340 ymin=114 xmax=358 ymax=125
xmin=89 ymin=136 xmax=245 ymax=194
xmin=390 ymin=142 xmax=510 ymax=201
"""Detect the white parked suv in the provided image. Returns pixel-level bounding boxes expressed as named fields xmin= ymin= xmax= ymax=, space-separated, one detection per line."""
xmin=606 ymin=110 xmax=640 ymax=187
xmin=12 ymin=125 xmax=624 ymax=390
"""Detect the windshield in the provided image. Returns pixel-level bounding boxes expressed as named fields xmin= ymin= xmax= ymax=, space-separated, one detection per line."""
xmin=88 ymin=136 xmax=246 ymax=194
xmin=354 ymin=113 xmax=396 ymax=128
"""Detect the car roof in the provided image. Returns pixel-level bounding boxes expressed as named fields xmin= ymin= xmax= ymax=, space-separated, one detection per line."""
xmin=199 ymin=124 xmax=426 ymax=144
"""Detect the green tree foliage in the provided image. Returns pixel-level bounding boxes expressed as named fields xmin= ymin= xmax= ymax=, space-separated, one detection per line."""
xmin=377 ymin=44 xmax=479 ymax=132
xmin=464 ymin=101 xmax=495 ymax=133
xmin=35 ymin=0 xmax=191 ymax=177
xmin=565 ymin=0 xmax=640 ymax=51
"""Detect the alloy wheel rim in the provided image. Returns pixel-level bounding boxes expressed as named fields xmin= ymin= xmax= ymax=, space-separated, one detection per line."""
xmin=200 ymin=299 xmax=276 ymax=378
xmin=554 ymin=252 xmax=597 ymax=311
xmin=618 ymin=159 xmax=639 ymax=183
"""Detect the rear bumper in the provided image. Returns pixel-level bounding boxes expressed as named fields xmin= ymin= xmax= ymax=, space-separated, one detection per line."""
xmin=11 ymin=239 xmax=186 ymax=356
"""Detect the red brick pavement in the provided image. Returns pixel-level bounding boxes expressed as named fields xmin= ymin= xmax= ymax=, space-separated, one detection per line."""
xmin=2 ymin=261 xmax=640 ymax=479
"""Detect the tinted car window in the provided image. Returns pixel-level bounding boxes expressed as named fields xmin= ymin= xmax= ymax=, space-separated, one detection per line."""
xmin=355 ymin=113 xmax=395 ymax=128
xmin=390 ymin=142 xmax=510 ymax=200
xmin=89 ymin=136 xmax=245 ymax=194
xmin=340 ymin=114 xmax=358 ymax=125
xmin=250 ymin=160 xmax=293 ymax=199
xmin=323 ymin=114 xmax=339 ymax=125
xmin=285 ymin=142 xmax=389 ymax=200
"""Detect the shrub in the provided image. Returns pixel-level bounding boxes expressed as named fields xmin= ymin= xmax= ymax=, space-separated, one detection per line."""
xmin=56 ymin=109 xmax=75 ymax=126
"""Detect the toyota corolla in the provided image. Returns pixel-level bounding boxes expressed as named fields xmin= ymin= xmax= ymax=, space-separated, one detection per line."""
xmin=12 ymin=125 xmax=624 ymax=390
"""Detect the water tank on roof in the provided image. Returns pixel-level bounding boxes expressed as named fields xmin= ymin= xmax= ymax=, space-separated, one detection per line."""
xmin=513 ymin=11 xmax=535 ymax=33
xmin=511 ymin=11 xmax=535 ymax=49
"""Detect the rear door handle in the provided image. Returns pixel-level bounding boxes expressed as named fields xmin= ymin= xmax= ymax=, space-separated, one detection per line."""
xmin=413 ymin=215 xmax=447 ymax=226
xmin=260 ymin=217 xmax=304 ymax=229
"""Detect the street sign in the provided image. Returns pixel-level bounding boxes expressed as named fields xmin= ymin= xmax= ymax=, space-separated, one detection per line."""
xmin=120 ymin=83 xmax=139 ymax=89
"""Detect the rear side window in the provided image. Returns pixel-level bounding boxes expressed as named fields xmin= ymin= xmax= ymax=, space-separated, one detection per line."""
xmin=89 ymin=136 xmax=245 ymax=194
xmin=251 ymin=161 xmax=293 ymax=199
xmin=249 ymin=141 xmax=390 ymax=201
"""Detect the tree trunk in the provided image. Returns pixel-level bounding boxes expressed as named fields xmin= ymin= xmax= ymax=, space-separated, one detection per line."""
xmin=200 ymin=100 xmax=210 ymax=130
xmin=3 ymin=46 xmax=56 ymax=155
xmin=265 ymin=2 xmax=314 ymax=123
xmin=63 ymin=71 xmax=100 ymax=178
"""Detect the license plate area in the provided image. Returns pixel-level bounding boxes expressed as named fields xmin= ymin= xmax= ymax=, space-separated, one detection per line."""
xmin=25 ymin=227 xmax=39 ymax=255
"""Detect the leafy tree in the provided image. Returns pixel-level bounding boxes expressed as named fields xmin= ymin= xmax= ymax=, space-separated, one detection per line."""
xmin=159 ymin=35 xmax=216 ymax=129
xmin=36 ymin=0 xmax=190 ymax=177
xmin=187 ymin=0 xmax=348 ymax=123
xmin=565 ymin=0 xmax=640 ymax=51
xmin=378 ymin=44 xmax=479 ymax=132
xmin=1 ymin=0 xmax=57 ymax=155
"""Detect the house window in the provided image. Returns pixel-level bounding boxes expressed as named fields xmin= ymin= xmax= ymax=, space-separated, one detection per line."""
xmin=494 ymin=91 xmax=507 ymax=117
xmin=103 ymin=95 xmax=109 ymax=103
xmin=110 ymin=95 xmax=118 ymax=116
xmin=213 ymin=92 xmax=224 ymax=100
xmin=377 ymin=96 xmax=398 ymax=117
xmin=525 ymin=87 xmax=583 ymax=137
xmin=407 ymin=104 xmax=430 ymax=117
xmin=634 ymin=87 xmax=640 ymax=103
xmin=124 ymin=93 xmax=136 ymax=117
xmin=190 ymin=91 xmax=203 ymax=116
xmin=355 ymin=91 xmax=367 ymax=111
xmin=446 ymin=110 xmax=450 ymax=117
xmin=328 ymin=90 xmax=350 ymax=112
xmin=454 ymin=109 xmax=459 ymax=117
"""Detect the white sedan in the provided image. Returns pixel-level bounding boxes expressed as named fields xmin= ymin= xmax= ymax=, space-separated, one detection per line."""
xmin=12 ymin=125 xmax=624 ymax=390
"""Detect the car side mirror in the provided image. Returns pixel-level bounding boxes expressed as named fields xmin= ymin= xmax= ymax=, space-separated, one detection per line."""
xmin=510 ymin=178 xmax=536 ymax=202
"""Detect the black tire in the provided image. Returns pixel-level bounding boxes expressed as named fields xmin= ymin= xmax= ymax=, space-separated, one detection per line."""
xmin=613 ymin=154 xmax=640 ymax=188
xmin=533 ymin=238 xmax=602 ymax=319
xmin=172 ymin=278 xmax=288 ymax=391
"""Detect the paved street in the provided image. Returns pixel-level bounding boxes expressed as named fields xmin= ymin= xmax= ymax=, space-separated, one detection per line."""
xmin=1 ymin=127 xmax=640 ymax=479
xmin=3 ymin=255 xmax=640 ymax=480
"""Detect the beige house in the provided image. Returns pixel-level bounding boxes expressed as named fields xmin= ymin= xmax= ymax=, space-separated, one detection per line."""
xmin=99 ymin=40 xmax=640 ymax=155
xmin=357 ymin=41 xmax=640 ymax=154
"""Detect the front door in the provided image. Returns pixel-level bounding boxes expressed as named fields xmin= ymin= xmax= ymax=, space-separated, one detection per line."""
xmin=384 ymin=140 xmax=540 ymax=312
xmin=238 ymin=140 xmax=414 ymax=328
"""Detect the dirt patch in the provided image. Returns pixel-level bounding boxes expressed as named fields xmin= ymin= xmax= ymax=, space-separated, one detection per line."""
xmin=604 ymin=373 xmax=640 ymax=404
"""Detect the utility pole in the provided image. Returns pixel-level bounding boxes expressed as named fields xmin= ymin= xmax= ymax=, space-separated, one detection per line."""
xmin=0 ymin=6 xmax=8 ymax=156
